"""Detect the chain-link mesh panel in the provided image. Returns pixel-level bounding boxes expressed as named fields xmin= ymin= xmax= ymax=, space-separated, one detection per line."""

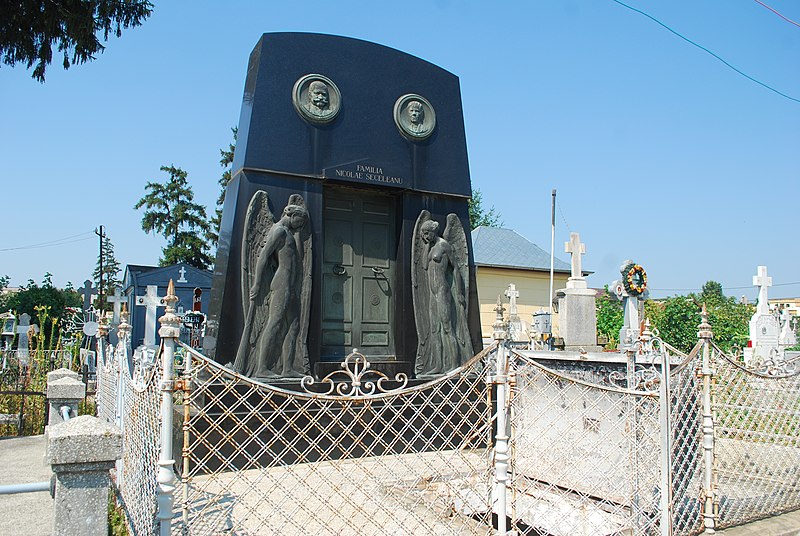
xmin=713 ymin=345 xmax=800 ymax=529
xmin=117 ymin=345 xmax=163 ymax=536
xmin=180 ymin=351 xmax=493 ymax=535
xmin=666 ymin=347 xmax=704 ymax=536
xmin=510 ymin=352 xmax=664 ymax=536
xmin=95 ymin=343 xmax=118 ymax=425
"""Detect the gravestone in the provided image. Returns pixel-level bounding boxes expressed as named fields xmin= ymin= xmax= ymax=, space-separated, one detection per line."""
xmin=77 ymin=280 xmax=97 ymax=312
xmin=107 ymin=288 xmax=125 ymax=325
xmin=16 ymin=313 xmax=38 ymax=364
xmin=505 ymin=284 xmax=528 ymax=342
xmin=135 ymin=285 xmax=164 ymax=347
xmin=780 ymin=309 xmax=797 ymax=349
xmin=744 ymin=266 xmax=780 ymax=365
xmin=207 ymin=33 xmax=483 ymax=380
xmin=556 ymin=233 xmax=601 ymax=351
xmin=611 ymin=260 xmax=648 ymax=350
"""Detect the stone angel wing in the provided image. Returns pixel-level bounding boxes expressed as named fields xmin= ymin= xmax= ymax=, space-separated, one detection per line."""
xmin=411 ymin=210 xmax=433 ymax=376
xmin=287 ymin=193 xmax=313 ymax=374
xmin=234 ymin=191 xmax=275 ymax=375
xmin=442 ymin=213 xmax=473 ymax=358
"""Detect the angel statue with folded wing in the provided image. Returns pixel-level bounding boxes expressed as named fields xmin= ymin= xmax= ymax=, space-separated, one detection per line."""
xmin=412 ymin=210 xmax=473 ymax=376
xmin=234 ymin=192 xmax=312 ymax=378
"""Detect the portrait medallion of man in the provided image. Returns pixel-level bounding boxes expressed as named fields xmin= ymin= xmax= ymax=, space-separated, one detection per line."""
xmin=393 ymin=94 xmax=436 ymax=141
xmin=292 ymin=74 xmax=341 ymax=124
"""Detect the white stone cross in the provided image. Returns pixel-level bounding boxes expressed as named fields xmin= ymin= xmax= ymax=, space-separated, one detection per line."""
xmin=505 ymin=283 xmax=520 ymax=318
xmin=135 ymin=285 xmax=164 ymax=346
xmin=78 ymin=279 xmax=97 ymax=312
xmin=177 ymin=266 xmax=188 ymax=283
xmin=564 ymin=232 xmax=586 ymax=280
xmin=753 ymin=266 xmax=772 ymax=316
xmin=107 ymin=288 xmax=125 ymax=325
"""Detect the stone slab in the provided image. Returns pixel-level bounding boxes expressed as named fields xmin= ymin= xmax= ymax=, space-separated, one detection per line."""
xmin=46 ymin=415 xmax=122 ymax=465
xmin=46 ymin=376 xmax=86 ymax=401
xmin=47 ymin=368 xmax=79 ymax=383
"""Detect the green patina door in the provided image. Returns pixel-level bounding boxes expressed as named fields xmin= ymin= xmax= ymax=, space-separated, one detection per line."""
xmin=321 ymin=188 xmax=396 ymax=359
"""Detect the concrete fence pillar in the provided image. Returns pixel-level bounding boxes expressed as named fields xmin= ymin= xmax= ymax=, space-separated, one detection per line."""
xmin=46 ymin=415 xmax=123 ymax=536
xmin=46 ymin=369 xmax=85 ymax=426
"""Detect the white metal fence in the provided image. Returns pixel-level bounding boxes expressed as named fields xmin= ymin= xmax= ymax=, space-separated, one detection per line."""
xmin=94 ymin=289 xmax=800 ymax=535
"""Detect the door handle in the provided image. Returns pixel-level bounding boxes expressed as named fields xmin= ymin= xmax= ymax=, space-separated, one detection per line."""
xmin=371 ymin=266 xmax=385 ymax=275
xmin=333 ymin=264 xmax=347 ymax=275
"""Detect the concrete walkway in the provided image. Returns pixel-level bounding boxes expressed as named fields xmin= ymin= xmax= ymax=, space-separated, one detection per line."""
xmin=717 ymin=509 xmax=800 ymax=536
xmin=0 ymin=435 xmax=53 ymax=536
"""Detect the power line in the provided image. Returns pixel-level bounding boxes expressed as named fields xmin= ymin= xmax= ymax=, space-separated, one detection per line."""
xmin=556 ymin=198 xmax=571 ymax=233
xmin=753 ymin=0 xmax=800 ymax=28
xmin=611 ymin=0 xmax=800 ymax=104
xmin=651 ymin=281 xmax=800 ymax=292
xmin=0 ymin=231 xmax=95 ymax=252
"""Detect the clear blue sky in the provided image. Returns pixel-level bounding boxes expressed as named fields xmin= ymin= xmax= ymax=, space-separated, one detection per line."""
xmin=1 ymin=1 xmax=798 ymax=300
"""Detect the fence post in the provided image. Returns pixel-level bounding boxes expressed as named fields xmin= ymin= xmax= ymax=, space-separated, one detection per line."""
xmin=46 ymin=369 xmax=85 ymax=427
xmin=697 ymin=304 xmax=716 ymax=534
xmin=157 ymin=280 xmax=180 ymax=535
xmin=492 ymin=296 xmax=510 ymax=535
xmin=46 ymin=415 xmax=123 ymax=536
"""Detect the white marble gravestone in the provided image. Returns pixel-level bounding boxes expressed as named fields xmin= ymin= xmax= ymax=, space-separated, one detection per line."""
xmin=779 ymin=309 xmax=797 ymax=349
xmin=557 ymin=233 xmax=600 ymax=351
xmin=744 ymin=266 xmax=781 ymax=365
xmin=107 ymin=288 xmax=125 ymax=326
xmin=505 ymin=284 xmax=528 ymax=342
xmin=135 ymin=285 xmax=164 ymax=347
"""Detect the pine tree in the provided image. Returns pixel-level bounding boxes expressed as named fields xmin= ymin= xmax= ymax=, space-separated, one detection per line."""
xmin=134 ymin=165 xmax=212 ymax=269
xmin=208 ymin=127 xmax=238 ymax=246
xmin=1 ymin=1 xmax=152 ymax=82
xmin=92 ymin=234 xmax=121 ymax=310
xmin=468 ymin=188 xmax=502 ymax=230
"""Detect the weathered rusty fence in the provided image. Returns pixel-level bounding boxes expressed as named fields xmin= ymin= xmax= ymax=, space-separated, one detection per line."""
xmin=95 ymin=283 xmax=800 ymax=535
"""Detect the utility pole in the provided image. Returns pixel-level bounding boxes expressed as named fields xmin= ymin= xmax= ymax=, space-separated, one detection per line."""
xmin=95 ymin=225 xmax=105 ymax=313
xmin=548 ymin=189 xmax=556 ymax=317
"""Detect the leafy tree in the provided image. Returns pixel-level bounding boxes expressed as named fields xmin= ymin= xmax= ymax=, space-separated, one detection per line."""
xmin=0 ymin=274 xmax=81 ymax=346
xmin=1 ymin=0 xmax=153 ymax=82
xmin=468 ymin=188 xmax=502 ymax=230
xmin=701 ymin=280 xmax=724 ymax=304
xmin=0 ymin=275 xmax=9 ymax=293
xmin=92 ymin=233 xmax=121 ymax=310
xmin=134 ymin=165 xmax=213 ymax=270
xmin=596 ymin=286 xmax=623 ymax=347
xmin=647 ymin=293 xmax=752 ymax=354
xmin=650 ymin=296 xmax=700 ymax=353
xmin=208 ymin=127 xmax=237 ymax=245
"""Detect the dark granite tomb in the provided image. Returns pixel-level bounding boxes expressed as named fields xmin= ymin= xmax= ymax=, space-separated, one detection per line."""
xmin=207 ymin=33 xmax=483 ymax=379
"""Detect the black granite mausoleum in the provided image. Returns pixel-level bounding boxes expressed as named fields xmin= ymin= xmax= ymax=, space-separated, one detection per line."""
xmin=207 ymin=33 xmax=482 ymax=378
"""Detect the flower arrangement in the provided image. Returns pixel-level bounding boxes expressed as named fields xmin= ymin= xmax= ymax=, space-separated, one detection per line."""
xmin=623 ymin=263 xmax=647 ymax=296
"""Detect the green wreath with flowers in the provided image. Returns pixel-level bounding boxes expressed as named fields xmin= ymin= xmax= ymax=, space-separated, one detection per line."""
xmin=623 ymin=263 xmax=647 ymax=296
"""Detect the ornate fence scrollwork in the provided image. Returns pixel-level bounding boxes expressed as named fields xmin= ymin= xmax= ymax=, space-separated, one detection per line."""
xmin=300 ymin=348 xmax=409 ymax=396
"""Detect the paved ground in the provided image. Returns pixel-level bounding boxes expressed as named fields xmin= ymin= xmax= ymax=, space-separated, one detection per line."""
xmin=718 ymin=509 xmax=800 ymax=536
xmin=0 ymin=435 xmax=53 ymax=536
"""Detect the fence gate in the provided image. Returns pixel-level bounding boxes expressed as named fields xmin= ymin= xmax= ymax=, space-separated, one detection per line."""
xmin=179 ymin=347 xmax=496 ymax=535
xmin=712 ymin=344 xmax=800 ymax=530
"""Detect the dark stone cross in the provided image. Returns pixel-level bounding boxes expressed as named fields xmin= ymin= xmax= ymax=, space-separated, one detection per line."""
xmin=78 ymin=280 xmax=97 ymax=312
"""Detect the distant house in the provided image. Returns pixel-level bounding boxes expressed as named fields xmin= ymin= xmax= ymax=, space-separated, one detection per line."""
xmin=122 ymin=263 xmax=212 ymax=348
xmin=471 ymin=226 xmax=580 ymax=335
xmin=769 ymin=297 xmax=800 ymax=317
